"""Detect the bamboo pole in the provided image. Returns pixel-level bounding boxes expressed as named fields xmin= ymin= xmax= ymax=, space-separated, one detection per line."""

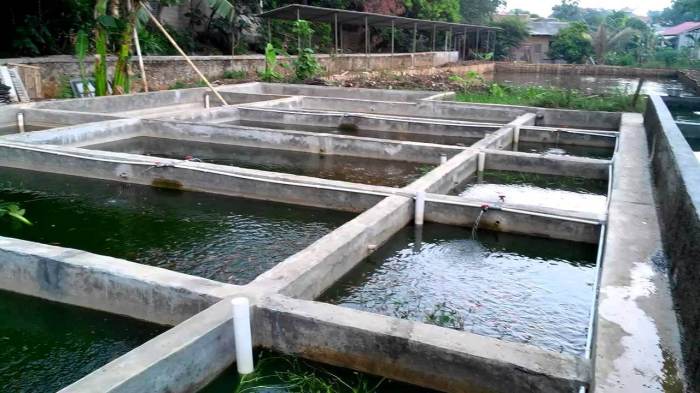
xmin=132 ymin=27 xmax=148 ymax=92
xmin=141 ymin=3 xmax=228 ymax=105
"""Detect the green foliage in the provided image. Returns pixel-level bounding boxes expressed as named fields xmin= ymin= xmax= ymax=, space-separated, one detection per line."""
xmin=455 ymin=84 xmax=645 ymax=112
xmin=234 ymin=351 xmax=385 ymax=393
xmin=57 ymin=77 xmax=75 ymax=99
xmin=293 ymin=48 xmax=322 ymax=81
xmin=490 ymin=16 xmax=530 ymax=60
xmin=0 ymin=202 xmax=31 ymax=226
xmin=550 ymin=0 xmax=582 ymax=21
xmin=649 ymin=0 xmax=700 ymax=26
xmin=222 ymin=69 xmax=248 ymax=79
xmin=404 ymin=0 xmax=461 ymax=22
xmin=259 ymin=43 xmax=283 ymax=82
xmin=460 ymin=0 xmax=505 ymax=24
xmin=548 ymin=22 xmax=593 ymax=64
xmin=168 ymin=80 xmax=208 ymax=90
xmin=425 ymin=302 xmax=465 ymax=329
xmin=449 ymin=71 xmax=487 ymax=91
xmin=291 ymin=21 xmax=322 ymax=81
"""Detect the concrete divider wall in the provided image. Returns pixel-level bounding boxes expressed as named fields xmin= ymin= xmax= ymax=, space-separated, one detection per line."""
xmin=32 ymin=87 xmax=208 ymax=112
xmin=644 ymin=96 xmax=700 ymax=391
xmin=0 ymin=237 xmax=236 ymax=326
xmin=256 ymin=295 xmax=590 ymax=393
xmin=485 ymin=150 xmax=610 ymax=180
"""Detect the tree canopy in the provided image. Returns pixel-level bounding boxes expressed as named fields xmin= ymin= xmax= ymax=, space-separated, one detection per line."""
xmin=649 ymin=0 xmax=700 ymax=26
xmin=490 ymin=16 xmax=530 ymax=60
xmin=548 ymin=21 xmax=593 ymax=63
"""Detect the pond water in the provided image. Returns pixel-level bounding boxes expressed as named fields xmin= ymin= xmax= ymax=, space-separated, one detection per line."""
xmin=227 ymin=119 xmax=484 ymax=146
xmin=453 ymin=170 xmax=608 ymax=214
xmin=0 ymin=290 xmax=165 ymax=392
xmin=514 ymin=141 xmax=614 ymax=160
xmin=86 ymin=136 xmax=432 ymax=188
xmin=668 ymin=106 xmax=700 ymax=160
xmin=0 ymin=166 xmax=353 ymax=284
xmin=491 ymin=71 xmax=695 ymax=96
xmin=321 ymin=223 xmax=597 ymax=356
xmin=200 ymin=350 xmax=434 ymax=393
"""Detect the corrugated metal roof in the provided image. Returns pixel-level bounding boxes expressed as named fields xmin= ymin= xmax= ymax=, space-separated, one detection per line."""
xmin=258 ymin=4 xmax=499 ymax=33
xmin=661 ymin=21 xmax=700 ymax=36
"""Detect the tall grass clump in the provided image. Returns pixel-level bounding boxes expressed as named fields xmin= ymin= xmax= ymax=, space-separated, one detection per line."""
xmin=455 ymin=83 xmax=645 ymax=112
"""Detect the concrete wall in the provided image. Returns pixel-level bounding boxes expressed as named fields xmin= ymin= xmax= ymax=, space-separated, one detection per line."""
xmin=496 ymin=62 xmax=678 ymax=77
xmin=644 ymin=95 xmax=700 ymax=391
xmin=1 ymin=52 xmax=458 ymax=98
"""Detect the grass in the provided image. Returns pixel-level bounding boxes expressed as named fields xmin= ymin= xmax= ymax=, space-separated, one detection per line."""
xmin=233 ymin=351 xmax=385 ymax=393
xmin=454 ymin=84 xmax=646 ymax=113
xmin=223 ymin=69 xmax=248 ymax=80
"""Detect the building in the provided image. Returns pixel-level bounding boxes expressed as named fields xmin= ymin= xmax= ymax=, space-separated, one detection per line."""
xmin=496 ymin=15 xmax=569 ymax=63
xmin=661 ymin=21 xmax=700 ymax=58
xmin=513 ymin=18 xmax=569 ymax=63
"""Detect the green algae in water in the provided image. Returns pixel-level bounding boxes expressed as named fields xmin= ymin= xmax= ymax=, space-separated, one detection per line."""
xmin=0 ymin=290 xmax=165 ymax=392
xmin=200 ymin=350 xmax=435 ymax=393
xmin=0 ymin=166 xmax=353 ymax=284
xmin=321 ymin=223 xmax=598 ymax=356
xmin=85 ymin=136 xmax=430 ymax=188
xmin=454 ymin=170 xmax=608 ymax=214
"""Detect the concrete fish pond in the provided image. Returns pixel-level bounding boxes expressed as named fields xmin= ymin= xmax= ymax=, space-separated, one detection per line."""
xmin=0 ymin=290 xmax=164 ymax=392
xmin=0 ymin=166 xmax=353 ymax=284
xmin=0 ymin=83 xmax=689 ymax=393
xmin=321 ymin=223 xmax=598 ymax=356
xmin=85 ymin=136 xmax=432 ymax=188
xmin=453 ymin=170 xmax=608 ymax=215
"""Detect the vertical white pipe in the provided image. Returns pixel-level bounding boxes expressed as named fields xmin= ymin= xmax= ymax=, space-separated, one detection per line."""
xmin=204 ymin=94 xmax=210 ymax=109
xmin=414 ymin=191 xmax=425 ymax=226
xmin=231 ymin=298 xmax=254 ymax=374
xmin=477 ymin=152 xmax=486 ymax=173
xmin=513 ymin=125 xmax=520 ymax=144
xmin=440 ymin=153 xmax=447 ymax=164
xmin=17 ymin=112 xmax=25 ymax=133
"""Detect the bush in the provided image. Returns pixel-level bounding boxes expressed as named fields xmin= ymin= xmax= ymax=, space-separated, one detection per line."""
xmin=548 ymin=22 xmax=594 ymax=64
xmin=222 ymin=69 xmax=247 ymax=79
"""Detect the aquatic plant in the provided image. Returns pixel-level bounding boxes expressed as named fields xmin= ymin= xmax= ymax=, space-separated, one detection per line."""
xmin=234 ymin=351 xmax=385 ymax=393
xmin=424 ymin=302 xmax=465 ymax=330
xmin=0 ymin=201 xmax=31 ymax=225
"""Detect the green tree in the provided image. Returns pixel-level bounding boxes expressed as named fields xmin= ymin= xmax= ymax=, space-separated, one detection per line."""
xmin=550 ymin=0 xmax=582 ymax=21
xmin=548 ymin=21 xmax=593 ymax=63
xmin=650 ymin=0 xmax=700 ymax=26
xmin=460 ymin=0 xmax=505 ymax=24
xmin=490 ymin=16 xmax=530 ymax=60
xmin=404 ymin=0 xmax=461 ymax=22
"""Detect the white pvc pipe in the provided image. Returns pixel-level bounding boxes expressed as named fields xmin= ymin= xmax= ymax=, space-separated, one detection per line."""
xmin=414 ymin=191 xmax=426 ymax=226
xmin=477 ymin=152 xmax=486 ymax=173
xmin=513 ymin=125 xmax=520 ymax=144
xmin=231 ymin=297 xmax=254 ymax=374
xmin=17 ymin=113 xmax=25 ymax=133
xmin=204 ymin=94 xmax=210 ymax=109
xmin=440 ymin=153 xmax=447 ymax=164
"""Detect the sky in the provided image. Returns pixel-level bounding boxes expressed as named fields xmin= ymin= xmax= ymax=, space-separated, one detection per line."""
xmin=502 ymin=0 xmax=673 ymax=18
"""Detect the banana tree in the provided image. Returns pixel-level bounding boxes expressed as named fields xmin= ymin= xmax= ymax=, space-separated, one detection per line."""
xmin=90 ymin=0 xmax=234 ymax=96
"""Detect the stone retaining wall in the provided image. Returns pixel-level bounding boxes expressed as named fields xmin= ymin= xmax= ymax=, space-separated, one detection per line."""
xmin=496 ymin=62 xmax=678 ymax=78
xmin=1 ymin=52 xmax=458 ymax=98
xmin=679 ymin=70 xmax=700 ymax=95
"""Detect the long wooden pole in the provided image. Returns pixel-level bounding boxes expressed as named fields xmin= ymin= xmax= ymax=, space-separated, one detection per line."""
xmin=132 ymin=27 xmax=148 ymax=92
xmin=142 ymin=4 xmax=228 ymax=105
